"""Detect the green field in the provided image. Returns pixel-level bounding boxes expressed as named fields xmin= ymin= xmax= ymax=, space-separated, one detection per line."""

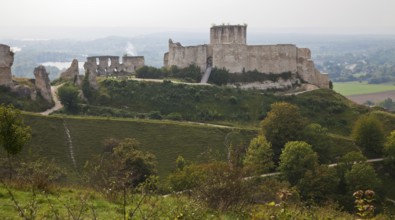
xmin=21 ymin=113 xmax=257 ymax=177
xmin=333 ymin=81 xmax=395 ymax=96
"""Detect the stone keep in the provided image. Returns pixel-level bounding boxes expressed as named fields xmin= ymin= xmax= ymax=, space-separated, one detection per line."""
xmin=0 ymin=44 xmax=14 ymax=87
xmin=164 ymin=25 xmax=329 ymax=88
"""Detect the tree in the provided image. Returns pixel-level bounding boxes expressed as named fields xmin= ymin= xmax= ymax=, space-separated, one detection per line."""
xmin=0 ymin=104 xmax=31 ymax=179
xmin=352 ymin=115 xmax=385 ymax=156
xmin=86 ymin=138 xmax=157 ymax=192
xmin=243 ymin=135 xmax=274 ymax=175
xmin=302 ymin=123 xmax=332 ymax=163
xmin=58 ymin=84 xmax=80 ymax=113
xmin=81 ymin=70 xmax=97 ymax=103
xmin=383 ymin=130 xmax=395 ymax=175
xmin=298 ymin=165 xmax=339 ymax=203
xmin=335 ymin=151 xmax=368 ymax=200
xmin=379 ymin=98 xmax=395 ymax=110
xmin=345 ymin=163 xmax=381 ymax=192
xmin=261 ymin=102 xmax=306 ymax=159
xmin=278 ymin=141 xmax=319 ymax=185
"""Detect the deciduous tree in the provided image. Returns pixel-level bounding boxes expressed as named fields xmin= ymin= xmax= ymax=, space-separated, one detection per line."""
xmin=0 ymin=104 xmax=31 ymax=179
xmin=278 ymin=141 xmax=318 ymax=185
xmin=352 ymin=115 xmax=385 ymax=156
xmin=58 ymin=84 xmax=80 ymax=113
xmin=345 ymin=163 xmax=381 ymax=192
xmin=243 ymin=135 xmax=274 ymax=175
xmin=383 ymin=130 xmax=395 ymax=175
xmin=261 ymin=102 xmax=306 ymax=159
xmin=302 ymin=123 xmax=332 ymax=163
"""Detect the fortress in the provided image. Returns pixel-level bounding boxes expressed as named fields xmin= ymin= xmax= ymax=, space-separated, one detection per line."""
xmin=164 ymin=25 xmax=329 ymax=88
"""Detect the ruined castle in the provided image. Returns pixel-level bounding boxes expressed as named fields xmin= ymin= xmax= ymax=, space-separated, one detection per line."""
xmin=84 ymin=55 xmax=144 ymax=76
xmin=164 ymin=25 xmax=329 ymax=88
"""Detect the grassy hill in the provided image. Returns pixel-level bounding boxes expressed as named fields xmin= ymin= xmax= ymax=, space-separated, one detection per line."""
xmin=21 ymin=113 xmax=257 ymax=177
xmin=76 ymin=79 xmax=370 ymax=136
xmin=5 ymin=81 xmax=395 ymax=180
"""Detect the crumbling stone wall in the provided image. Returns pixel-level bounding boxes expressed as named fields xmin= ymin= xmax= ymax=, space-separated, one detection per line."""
xmin=84 ymin=55 xmax=144 ymax=77
xmin=122 ymin=56 xmax=144 ymax=73
xmin=34 ymin=65 xmax=52 ymax=103
xmin=0 ymin=44 xmax=14 ymax=87
xmin=165 ymin=39 xmax=209 ymax=71
xmin=60 ymin=59 xmax=80 ymax=85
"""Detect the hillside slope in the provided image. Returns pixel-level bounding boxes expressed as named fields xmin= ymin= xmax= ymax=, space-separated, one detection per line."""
xmin=21 ymin=114 xmax=256 ymax=177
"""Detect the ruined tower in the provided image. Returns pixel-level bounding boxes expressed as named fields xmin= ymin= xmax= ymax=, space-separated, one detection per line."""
xmin=0 ymin=44 xmax=14 ymax=87
xmin=210 ymin=25 xmax=247 ymax=45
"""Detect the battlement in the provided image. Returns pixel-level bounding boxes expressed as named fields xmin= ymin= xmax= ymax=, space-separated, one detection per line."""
xmin=210 ymin=25 xmax=247 ymax=45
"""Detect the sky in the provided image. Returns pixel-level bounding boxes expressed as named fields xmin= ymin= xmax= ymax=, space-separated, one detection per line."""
xmin=1 ymin=0 xmax=395 ymax=38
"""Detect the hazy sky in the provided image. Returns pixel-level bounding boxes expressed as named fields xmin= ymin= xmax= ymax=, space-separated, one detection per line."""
xmin=1 ymin=0 xmax=395 ymax=38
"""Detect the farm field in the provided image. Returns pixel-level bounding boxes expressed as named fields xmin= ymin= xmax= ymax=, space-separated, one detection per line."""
xmin=333 ymin=81 xmax=395 ymax=96
xmin=347 ymin=90 xmax=395 ymax=104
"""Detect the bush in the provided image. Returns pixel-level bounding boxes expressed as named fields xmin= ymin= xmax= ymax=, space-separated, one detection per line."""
xmin=148 ymin=111 xmax=162 ymax=120
xmin=208 ymin=67 xmax=229 ymax=85
xmin=166 ymin=112 xmax=183 ymax=121
xmin=58 ymin=84 xmax=80 ymax=113
xmin=15 ymin=158 xmax=66 ymax=191
xmin=84 ymin=138 xmax=158 ymax=194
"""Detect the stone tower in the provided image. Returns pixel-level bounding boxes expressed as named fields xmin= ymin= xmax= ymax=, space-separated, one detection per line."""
xmin=0 ymin=44 xmax=14 ymax=87
xmin=210 ymin=25 xmax=247 ymax=45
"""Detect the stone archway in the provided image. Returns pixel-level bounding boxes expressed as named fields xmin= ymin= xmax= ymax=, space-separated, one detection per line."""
xmin=207 ymin=56 xmax=213 ymax=68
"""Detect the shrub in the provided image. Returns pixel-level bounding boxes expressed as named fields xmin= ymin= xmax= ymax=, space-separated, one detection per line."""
xmin=15 ymin=158 xmax=66 ymax=191
xmin=166 ymin=112 xmax=182 ymax=121
xmin=148 ymin=111 xmax=162 ymax=120
xmin=208 ymin=67 xmax=229 ymax=85
xmin=58 ymin=84 xmax=80 ymax=113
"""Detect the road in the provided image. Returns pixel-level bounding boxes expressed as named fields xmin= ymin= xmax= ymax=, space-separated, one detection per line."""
xmin=40 ymin=84 xmax=64 ymax=115
xmin=246 ymin=158 xmax=384 ymax=180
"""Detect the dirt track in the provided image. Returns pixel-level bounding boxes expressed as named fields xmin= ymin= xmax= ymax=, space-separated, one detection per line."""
xmin=40 ymin=84 xmax=64 ymax=115
xmin=347 ymin=90 xmax=395 ymax=104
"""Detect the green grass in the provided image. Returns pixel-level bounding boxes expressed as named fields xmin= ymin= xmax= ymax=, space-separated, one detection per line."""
xmin=17 ymin=88 xmax=381 ymax=180
xmin=333 ymin=81 xmax=395 ymax=96
xmin=21 ymin=113 xmax=257 ymax=178
xmin=84 ymin=79 xmax=371 ymax=135
xmin=289 ymin=89 xmax=369 ymax=135
xmin=0 ymin=185 xmax=222 ymax=219
xmin=0 ymin=184 xmax=361 ymax=219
